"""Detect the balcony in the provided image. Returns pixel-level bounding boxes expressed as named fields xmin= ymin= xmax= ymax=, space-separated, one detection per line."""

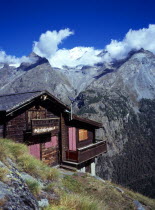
xmin=66 ymin=141 xmax=107 ymax=163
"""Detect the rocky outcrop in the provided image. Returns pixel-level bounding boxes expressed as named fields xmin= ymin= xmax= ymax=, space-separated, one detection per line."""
xmin=0 ymin=159 xmax=39 ymax=209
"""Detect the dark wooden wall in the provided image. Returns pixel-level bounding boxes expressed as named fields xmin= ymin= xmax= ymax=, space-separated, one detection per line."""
xmin=4 ymin=103 xmax=61 ymax=166
xmin=61 ymin=113 xmax=68 ymax=162
xmin=42 ymin=142 xmax=59 ymax=166
xmin=0 ymin=125 xmax=4 ymax=138
xmin=6 ymin=112 xmax=26 ymax=142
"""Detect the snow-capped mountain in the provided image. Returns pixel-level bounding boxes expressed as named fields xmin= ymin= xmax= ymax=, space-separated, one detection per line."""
xmin=48 ymin=46 xmax=103 ymax=68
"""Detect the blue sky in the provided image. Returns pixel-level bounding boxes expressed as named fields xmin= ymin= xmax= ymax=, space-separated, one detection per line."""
xmin=0 ymin=0 xmax=155 ymax=57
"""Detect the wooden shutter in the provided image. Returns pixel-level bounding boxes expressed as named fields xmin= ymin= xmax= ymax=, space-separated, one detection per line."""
xmin=45 ymin=136 xmax=58 ymax=148
xmin=79 ymin=129 xmax=88 ymax=141
xmin=69 ymin=127 xmax=76 ymax=151
xmin=27 ymin=106 xmax=46 ymax=129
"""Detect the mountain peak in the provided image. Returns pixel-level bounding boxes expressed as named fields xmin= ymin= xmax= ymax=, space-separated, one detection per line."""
xmin=28 ymin=52 xmax=49 ymax=64
xmin=17 ymin=52 xmax=49 ymax=71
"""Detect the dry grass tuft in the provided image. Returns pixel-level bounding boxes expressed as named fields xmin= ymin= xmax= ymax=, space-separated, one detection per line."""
xmin=0 ymin=139 xmax=60 ymax=181
xmin=125 ymin=188 xmax=155 ymax=210
xmin=62 ymin=175 xmax=84 ymax=193
xmin=0 ymin=167 xmax=10 ymax=182
xmin=45 ymin=193 xmax=103 ymax=210
xmin=25 ymin=179 xmax=41 ymax=196
xmin=0 ymin=139 xmax=27 ymax=162
xmin=17 ymin=154 xmax=60 ymax=181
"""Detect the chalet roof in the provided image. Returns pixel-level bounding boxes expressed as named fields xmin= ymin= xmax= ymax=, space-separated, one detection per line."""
xmin=0 ymin=90 xmax=102 ymax=128
xmin=71 ymin=114 xmax=102 ymax=128
xmin=0 ymin=90 xmax=69 ymax=114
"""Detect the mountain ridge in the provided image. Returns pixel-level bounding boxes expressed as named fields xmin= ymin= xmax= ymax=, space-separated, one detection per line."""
xmin=0 ymin=49 xmax=155 ymax=198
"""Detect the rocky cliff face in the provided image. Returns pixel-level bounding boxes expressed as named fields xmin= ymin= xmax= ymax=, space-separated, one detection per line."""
xmin=0 ymin=159 xmax=39 ymax=209
xmin=74 ymin=50 xmax=155 ymax=198
xmin=0 ymin=49 xmax=155 ymax=198
xmin=76 ymin=91 xmax=155 ymax=197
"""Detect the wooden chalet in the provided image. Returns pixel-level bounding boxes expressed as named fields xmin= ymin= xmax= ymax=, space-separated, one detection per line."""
xmin=0 ymin=91 xmax=106 ymax=175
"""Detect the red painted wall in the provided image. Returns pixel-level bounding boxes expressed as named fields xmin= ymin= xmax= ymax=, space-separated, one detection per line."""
xmin=45 ymin=136 xmax=58 ymax=148
xmin=28 ymin=143 xmax=40 ymax=160
xmin=69 ymin=127 xmax=76 ymax=151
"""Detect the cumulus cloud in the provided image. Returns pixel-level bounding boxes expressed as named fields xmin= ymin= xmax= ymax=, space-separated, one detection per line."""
xmin=33 ymin=28 xmax=74 ymax=58
xmin=33 ymin=28 xmax=102 ymax=68
xmin=0 ymin=50 xmax=36 ymax=67
xmin=103 ymin=24 xmax=155 ymax=62
xmin=33 ymin=25 xmax=155 ymax=68
xmin=1 ymin=25 xmax=155 ymax=69
xmin=0 ymin=28 xmax=74 ymax=68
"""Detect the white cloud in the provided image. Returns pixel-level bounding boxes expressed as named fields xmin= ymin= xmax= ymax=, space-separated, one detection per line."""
xmin=33 ymin=25 xmax=155 ymax=68
xmin=0 ymin=50 xmax=36 ymax=67
xmin=1 ymin=25 xmax=155 ymax=69
xmin=33 ymin=28 xmax=74 ymax=59
xmin=33 ymin=29 xmax=102 ymax=68
xmin=103 ymin=24 xmax=155 ymax=62
xmin=0 ymin=28 xmax=75 ymax=68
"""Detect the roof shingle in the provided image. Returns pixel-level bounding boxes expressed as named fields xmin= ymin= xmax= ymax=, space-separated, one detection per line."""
xmin=0 ymin=91 xmax=45 ymax=112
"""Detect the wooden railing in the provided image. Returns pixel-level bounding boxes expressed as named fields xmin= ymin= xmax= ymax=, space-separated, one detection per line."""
xmin=66 ymin=141 xmax=107 ymax=163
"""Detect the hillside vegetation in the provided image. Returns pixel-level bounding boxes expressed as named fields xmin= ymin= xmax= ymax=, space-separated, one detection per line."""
xmin=0 ymin=139 xmax=155 ymax=210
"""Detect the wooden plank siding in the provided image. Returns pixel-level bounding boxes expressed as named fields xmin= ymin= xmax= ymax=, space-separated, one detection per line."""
xmin=42 ymin=142 xmax=59 ymax=165
xmin=4 ymin=104 xmax=61 ymax=166
xmin=78 ymin=141 xmax=106 ymax=163
xmin=60 ymin=113 xmax=69 ymax=162
xmin=6 ymin=112 xmax=26 ymax=143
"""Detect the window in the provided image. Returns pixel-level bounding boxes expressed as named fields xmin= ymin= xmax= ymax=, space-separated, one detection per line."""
xmin=27 ymin=106 xmax=46 ymax=129
xmin=27 ymin=110 xmax=46 ymax=123
xmin=79 ymin=129 xmax=88 ymax=141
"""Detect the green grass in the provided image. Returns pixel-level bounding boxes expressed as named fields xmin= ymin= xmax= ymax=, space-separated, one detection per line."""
xmin=62 ymin=175 xmax=84 ymax=193
xmin=59 ymin=175 xmax=155 ymax=210
xmin=125 ymin=188 xmax=155 ymax=210
xmin=19 ymin=156 xmax=59 ymax=181
xmin=0 ymin=138 xmax=29 ymax=163
xmin=0 ymin=139 xmax=155 ymax=210
xmin=43 ymin=182 xmax=56 ymax=192
xmin=0 ymin=139 xmax=60 ymax=181
xmin=25 ymin=179 xmax=41 ymax=196
xmin=45 ymin=193 xmax=103 ymax=210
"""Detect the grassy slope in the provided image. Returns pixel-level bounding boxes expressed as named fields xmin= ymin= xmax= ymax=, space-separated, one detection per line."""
xmin=0 ymin=139 xmax=155 ymax=210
